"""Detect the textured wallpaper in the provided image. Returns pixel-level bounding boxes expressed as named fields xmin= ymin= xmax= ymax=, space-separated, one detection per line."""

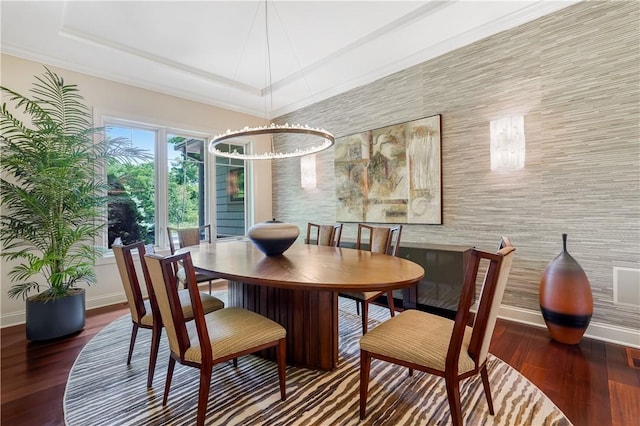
xmin=272 ymin=1 xmax=640 ymax=331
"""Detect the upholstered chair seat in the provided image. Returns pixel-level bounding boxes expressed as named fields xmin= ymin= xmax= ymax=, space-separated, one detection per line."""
xmin=340 ymin=224 xmax=403 ymax=334
xmin=340 ymin=290 xmax=386 ymax=303
xmin=168 ymin=225 xmax=219 ymax=293
xmin=178 ymin=289 xmax=225 ymax=320
xmin=138 ymin=289 xmax=223 ymax=326
xmin=138 ymin=300 xmax=154 ymax=326
xmin=176 ymin=268 xmax=219 ymax=285
xmin=360 ymin=310 xmax=475 ymax=374
xmin=184 ymin=307 xmax=286 ymax=363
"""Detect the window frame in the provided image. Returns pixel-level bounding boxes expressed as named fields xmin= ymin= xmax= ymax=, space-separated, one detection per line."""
xmin=213 ymin=141 xmax=251 ymax=240
xmin=100 ymin=115 xmax=220 ymax=250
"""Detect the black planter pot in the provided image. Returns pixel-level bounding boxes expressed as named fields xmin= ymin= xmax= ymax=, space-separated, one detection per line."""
xmin=26 ymin=289 xmax=86 ymax=341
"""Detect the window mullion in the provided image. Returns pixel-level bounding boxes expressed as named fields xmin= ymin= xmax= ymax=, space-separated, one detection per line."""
xmin=156 ymin=128 xmax=169 ymax=249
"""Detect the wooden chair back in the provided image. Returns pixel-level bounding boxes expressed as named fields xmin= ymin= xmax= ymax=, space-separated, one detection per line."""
xmin=113 ymin=241 xmax=166 ymax=387
xmin=356 ymin=224 xmax=403 ymax=256
xmin=305 ymin=223 xmax=343 ymax=247
xmin=144 ymin=252 xmax=205 ymax=360
xmin=470 ymin=238 xmax=515 ymax=364
xmin=113 ymin=242 xmax=149 ymax=324
xmin=449 ymin=239 xmax=516 ymax=370
xmin=167 ymin=224 xmax=212 ymax=254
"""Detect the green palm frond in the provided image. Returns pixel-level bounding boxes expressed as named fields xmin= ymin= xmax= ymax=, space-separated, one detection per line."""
xmin=7 ymin=282 xmax=41 ymax=299
xmin=1 ymin=67 xmax=150 ymax=300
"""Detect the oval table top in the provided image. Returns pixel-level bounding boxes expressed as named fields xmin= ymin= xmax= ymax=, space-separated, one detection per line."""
xmin=179 ymin=240 xmax=425 ymax=292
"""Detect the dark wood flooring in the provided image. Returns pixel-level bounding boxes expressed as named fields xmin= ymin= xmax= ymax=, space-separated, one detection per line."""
xmin=2 ymin=301 xmax=639 ymax=426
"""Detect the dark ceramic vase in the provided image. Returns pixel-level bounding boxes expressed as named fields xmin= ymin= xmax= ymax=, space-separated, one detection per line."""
xmin=248 ymin=219 xmax=299 ymax=256
xmin=539 ymin=234 xmax=593 ymax=344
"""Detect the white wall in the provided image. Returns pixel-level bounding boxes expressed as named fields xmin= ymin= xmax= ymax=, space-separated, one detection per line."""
xmin=0 ymin=54 xmax=272 ymax=326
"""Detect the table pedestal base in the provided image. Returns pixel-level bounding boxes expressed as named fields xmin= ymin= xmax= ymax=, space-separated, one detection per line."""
xmin=228 ymin=281 xmax=339 ymax=370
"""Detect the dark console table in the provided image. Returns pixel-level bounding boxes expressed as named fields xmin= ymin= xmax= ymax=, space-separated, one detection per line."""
xmin=340 ymin=240 xmax=473 ymax=318
xmin=395 ymin=242 xmax=473 ymax=318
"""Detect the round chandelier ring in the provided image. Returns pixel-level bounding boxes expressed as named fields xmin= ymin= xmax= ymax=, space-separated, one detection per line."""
xmin=209 ymin=2 xmax=335 ymax=161
xmin=209 ymin=124 xmax=335 ymax=160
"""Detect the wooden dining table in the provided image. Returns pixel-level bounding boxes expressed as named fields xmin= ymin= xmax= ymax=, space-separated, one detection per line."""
xmin=180 ymin=240 xmax=425 ymax=370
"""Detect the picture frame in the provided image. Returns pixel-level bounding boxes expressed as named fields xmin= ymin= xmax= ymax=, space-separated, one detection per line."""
xmin=334 ymin=114 xmax=442 ymax=224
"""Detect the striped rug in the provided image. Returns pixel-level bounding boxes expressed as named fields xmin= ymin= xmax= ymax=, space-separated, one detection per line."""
xmin=64 ymin=295 xmax=571 ymax=425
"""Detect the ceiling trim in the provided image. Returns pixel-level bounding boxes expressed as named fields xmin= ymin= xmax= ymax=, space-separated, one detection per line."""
xmin=269 ymin=1 xmax=452 ymax=93
xmin=0 ymin=43 xmax=268 ymax=119
xmin=268 ymin=0 xmax=580 ymax=117
xmin=58 ymin=25 xmax=260 ymax=96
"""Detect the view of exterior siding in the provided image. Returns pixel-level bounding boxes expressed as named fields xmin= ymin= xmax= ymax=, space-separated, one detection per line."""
xmin=215 ymin=163 xmax=245 ymax=237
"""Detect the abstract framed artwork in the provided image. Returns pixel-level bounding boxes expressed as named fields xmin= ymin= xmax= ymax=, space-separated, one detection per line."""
xmin=335 ymin=114 xmax=442 ymax=224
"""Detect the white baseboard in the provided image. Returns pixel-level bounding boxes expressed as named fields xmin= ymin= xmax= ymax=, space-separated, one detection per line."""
xmin=0 ymin=281 xmax=222 ymax=328
xmin=497 ymin=305 xmax=640 ymax=349
xmin=86 ymin=292 xmax=128 ymax=310
xmin=1 ymin=311 xmax=26 ymax=328
xmin=0 ymin=292 xmax=129 ymax=328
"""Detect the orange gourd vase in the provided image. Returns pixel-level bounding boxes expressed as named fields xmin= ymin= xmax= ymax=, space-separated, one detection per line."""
xmin=539 ymin=233 xmax=593 ymax=344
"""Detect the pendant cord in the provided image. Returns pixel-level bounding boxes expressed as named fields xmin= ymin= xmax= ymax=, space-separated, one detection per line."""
xmin=208 ymin=0 xmax=335 ymax=160
xmin=265 ymin=0 xmax=275 ymax=152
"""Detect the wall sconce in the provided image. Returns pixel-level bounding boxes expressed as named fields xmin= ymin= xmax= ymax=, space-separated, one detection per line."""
xmin=490 ymin=115 xmax=525 ymax=171
xmin=300 ymin=154 xmax=316 ymax=188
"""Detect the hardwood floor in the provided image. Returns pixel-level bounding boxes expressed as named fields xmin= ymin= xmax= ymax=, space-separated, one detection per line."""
xmin=2 ymin=302 xmax=638 ymax=426
xmin=1 ymin=303 xmax=128 ymax=426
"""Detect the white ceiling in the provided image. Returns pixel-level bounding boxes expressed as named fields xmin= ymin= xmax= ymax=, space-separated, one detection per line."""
xmin=1 ymin=1 xmax=578 ymax=119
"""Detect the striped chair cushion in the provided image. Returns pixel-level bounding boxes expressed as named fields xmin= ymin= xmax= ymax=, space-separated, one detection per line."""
xmin=140 ymin=291 xmax=224 ymax=326
xmin=178 ymin=289 xmax=225 ymax=319
xmin=184 ymin=307 xmax=286 ymax=363
xmin=140 ymin=300 xmax=154 ymax=326
xmin=360 ymin=309 xmax=476 ymax=374
xmin=341 ymin=291 xmax=383 ymax=301
xmin=175 ymin=267 xmax=214 ymax=284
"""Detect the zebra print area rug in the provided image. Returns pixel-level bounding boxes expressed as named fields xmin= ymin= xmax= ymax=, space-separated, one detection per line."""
xmin=64 ymin=295 xmax=571 ymax=425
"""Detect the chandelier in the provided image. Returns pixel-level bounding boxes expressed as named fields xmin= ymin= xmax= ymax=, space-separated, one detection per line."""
xmin=209 ymin=1 xmax=334 ymax=160
xmin=210 ymin=124 xmax=334 ymax=160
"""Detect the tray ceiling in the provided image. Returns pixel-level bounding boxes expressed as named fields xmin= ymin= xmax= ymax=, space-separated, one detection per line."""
xmin=1 ymin=1 xmax=578 ymax=118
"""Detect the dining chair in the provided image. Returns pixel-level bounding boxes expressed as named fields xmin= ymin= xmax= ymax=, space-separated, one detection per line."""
xmin=113 ymin=241 xmax=225 ymax=388
xmin=167 ymin=224 xmax=219 ymax=293
xmin=305 ymin=222 xmax=343 ymax=247
xmin=340 ymin=224 xmax=403 ymax=334
xmin=359 ymin=237 xmax=516 ymax=426
xmin=144 ymin=251 xmax=287 ymax=426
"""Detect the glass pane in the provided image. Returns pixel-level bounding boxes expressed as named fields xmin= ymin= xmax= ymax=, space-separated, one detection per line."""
xmin=168 ymin=135 xmax=205 ymax=229
xmin=106 ymin=126 xmax=156 ymax=247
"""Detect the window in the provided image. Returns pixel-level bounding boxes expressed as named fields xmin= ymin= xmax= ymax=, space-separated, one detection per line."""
xmin=105 ymin=121 xmax=219 ymax=249
xmin=214 ymin=143 xmax=247 ymax=238
xmin=167 ymin=134 xmax=206 ymax=229
xmin=106 ymin=125 xmax=156 ymax=247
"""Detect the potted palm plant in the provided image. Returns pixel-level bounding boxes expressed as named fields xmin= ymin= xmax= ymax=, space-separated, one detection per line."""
xmin=0 ymin=67 xmax=148 ymax=340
